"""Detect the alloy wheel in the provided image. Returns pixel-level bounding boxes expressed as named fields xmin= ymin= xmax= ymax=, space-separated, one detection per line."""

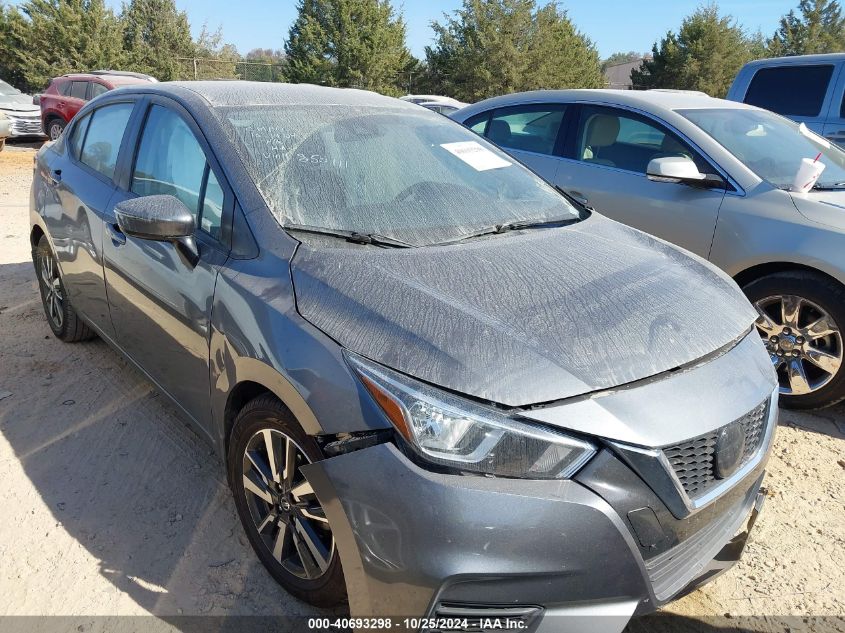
xmin=49 ymin=122 xmax=63 ymax=140
xmin=40 ymin=251 xmax=64 ymax=329
xmin=241 ymin=429 xmax=334 ymax=580
xmin=754 ymin=294 xmax=843 ymax=396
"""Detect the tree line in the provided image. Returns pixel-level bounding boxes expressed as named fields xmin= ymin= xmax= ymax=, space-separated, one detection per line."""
xmin=1 ymin=0 xmax=844 ymax=100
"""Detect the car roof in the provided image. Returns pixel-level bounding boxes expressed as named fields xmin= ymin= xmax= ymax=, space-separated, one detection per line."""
xmin=117 ymin=81 xmax=421 ymax=110
xmin=456 ymin=88 xmax=760 ymax=119
xmin=741 ymin=52 xmax=845 ymax=67
xmin=60 ymin=73 xmax=154 ymax=86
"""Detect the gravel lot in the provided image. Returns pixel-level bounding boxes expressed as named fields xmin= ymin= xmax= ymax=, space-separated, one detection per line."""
xmin=0 ymin=142 xmax=843 ymax=630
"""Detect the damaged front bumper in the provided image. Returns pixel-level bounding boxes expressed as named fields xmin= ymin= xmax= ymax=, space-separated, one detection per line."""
xmin=302 ymin=438 xmax=770 ymax=633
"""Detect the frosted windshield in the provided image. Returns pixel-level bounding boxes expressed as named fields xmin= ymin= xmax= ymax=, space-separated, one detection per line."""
xmin=216 ymin=104 xmax=579 ymax=246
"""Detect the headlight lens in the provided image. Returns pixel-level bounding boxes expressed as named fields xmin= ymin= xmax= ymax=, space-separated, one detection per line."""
xmin=346 ymin=352 xmax=596 ymax=479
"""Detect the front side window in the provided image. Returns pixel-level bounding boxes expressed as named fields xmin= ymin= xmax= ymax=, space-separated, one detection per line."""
xmin=486 ymin=105 xmax=565 ymax=156
xmin=79 ymin=102 xmax=134 ymax=180
xmin=216 ymin=104 xmax=580 ymax=247
xmin=132 ymin=104 xmax=223 ymax=238
xmin=745 ymin=65 xmax=833 ymax=117
xmin=680 ymin=107 xmax=845 ymax=189
xmin=70 ymin=81 xmax=88 ymax=101
xmin=576 ymin=106 xmax=702 ymax=174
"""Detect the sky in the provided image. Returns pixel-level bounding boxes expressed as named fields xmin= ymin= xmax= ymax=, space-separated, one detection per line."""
xmin=10 ymin=0 xmax=801 ymax=59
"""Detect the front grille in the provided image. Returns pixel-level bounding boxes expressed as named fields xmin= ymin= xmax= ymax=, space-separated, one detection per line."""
xmin=663 ymin=400 xmax=769 ymax=499
xmin=6 ymin=113 xmax=43 ymax=136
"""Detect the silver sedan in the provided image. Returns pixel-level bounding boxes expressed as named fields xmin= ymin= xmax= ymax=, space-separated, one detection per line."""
xmin=454 ymin=89 xmax=845 ymax=409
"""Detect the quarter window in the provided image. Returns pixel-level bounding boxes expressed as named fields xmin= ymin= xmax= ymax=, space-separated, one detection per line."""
xmin=131 ymin=104 xmax=223 ymax=239
xmin=90 ymin=83 xmax=108 ymax=99
xmin=70 ymin=81 xmax=88 ymax=100
xmin=575 ymin=106 xmax=705 ymax=175
xmin=79 ymin=102 xmax=134 ymax=180
xmin=485 ymin=105 xmax=565 ymax=156
xmin=68 ymin=113 xmax=91 ymax=160
xmin=745 ymin=65 xmax=833 ymax=117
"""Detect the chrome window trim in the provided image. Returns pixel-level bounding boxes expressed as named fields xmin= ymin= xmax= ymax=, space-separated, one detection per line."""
xmin=570 ymin=99 xmax=747 ymax=197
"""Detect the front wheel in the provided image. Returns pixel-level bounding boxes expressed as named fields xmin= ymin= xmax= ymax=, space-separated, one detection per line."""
xmin=744 ymin=270 xmax=845 ymax=409
xmin=228 ymin=395 xmax=346 ymax=607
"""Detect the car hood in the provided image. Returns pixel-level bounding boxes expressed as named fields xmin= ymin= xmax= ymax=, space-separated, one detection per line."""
xmin=790 ymin=190 xmax=845 ymax=231
xmin=0 ymin=95 xmax=39 ymax=113
xmin=291 ymin=214 xmax=757 ymax=407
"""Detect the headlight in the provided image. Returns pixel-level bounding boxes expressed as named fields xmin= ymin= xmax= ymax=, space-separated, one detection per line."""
xmin=346 ymin=352 xmax=596 ymax=479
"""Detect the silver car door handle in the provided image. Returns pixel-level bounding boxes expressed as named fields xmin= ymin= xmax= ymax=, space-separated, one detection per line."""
xmin=107 ymin=223 xmax=126 ymax=246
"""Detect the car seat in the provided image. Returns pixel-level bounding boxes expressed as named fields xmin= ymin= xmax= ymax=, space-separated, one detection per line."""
xmin=582 ymin=114 xmax=620 ymax=167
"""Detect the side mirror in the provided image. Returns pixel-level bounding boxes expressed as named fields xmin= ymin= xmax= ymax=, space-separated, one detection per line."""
xmin=646 ymin=156 xmax=713 ymax=187
xmin=32 ymin=94 xmax=41 ymax=106
xmin=115 ymin=195 xmax=199 ymax=266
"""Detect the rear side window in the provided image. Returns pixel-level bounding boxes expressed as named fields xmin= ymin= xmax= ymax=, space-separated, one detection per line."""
xmin=57 ymin=81 xmax=72 ymax=97
xmin=90 ymin=83 xmax=108 ymax=99
xmin=485 ymin=105 xmax=566 ymax=156
xmin=68 ymin=113 xmax=91 ymax=159
xmin=744 ymin=65 xmax=833 ymax=117
xmin=464 ymin=112 xmax=490 ymax=135
xmin=70 ymin=81 xmax=88 ymax=100
xmin=131 ymin=104 xmax=223 ymax=239
xmin=79 ymin=102 xmax=134 ymax=180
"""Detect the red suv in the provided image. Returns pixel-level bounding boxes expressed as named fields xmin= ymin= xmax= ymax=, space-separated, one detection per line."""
xmin=37 ymin=70 xmax=156 ymax=140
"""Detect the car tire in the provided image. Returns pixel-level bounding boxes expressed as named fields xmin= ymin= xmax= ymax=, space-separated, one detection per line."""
xmin=0 ymin=138 xmax=5 ymax=152
xmin=743 ymin=270 xmax=845 ymax=409
xmin=47 ymin=118 xmax=66 ymax=141
xmin=35 ymin=235 xmax=95 ymax=342
xmin=228 ymin=394 xmax=347 ymax=608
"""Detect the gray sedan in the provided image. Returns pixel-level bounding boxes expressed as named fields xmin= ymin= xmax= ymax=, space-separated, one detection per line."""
xmin=31 ymin=82 xmax=776 ymax=628
xmin=454 ymin=89 xmax=845 ymax=409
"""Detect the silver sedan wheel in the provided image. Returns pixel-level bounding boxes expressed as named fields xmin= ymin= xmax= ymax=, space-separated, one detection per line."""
xmin=40 ymin=251 xmax=64 ymax=329
xmin=754 ymin=294 xmax=843 ymax=396
xmin=241 ymin=429 xmax=334 ymax=580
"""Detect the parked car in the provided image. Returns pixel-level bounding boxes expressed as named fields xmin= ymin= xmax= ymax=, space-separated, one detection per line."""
xmin=0 ymin=112 xmax=10 ymax=151
xmin=454 ymin=89 xmax=845 ymax=409
xmin=727 ymin=53 xmax=845 ymax=144
xmin=31 ymin=82 xmax=777 ymax=629
xmin=0 ymin=78 xmax=44 ymax=139
xmin=36 ymin=70 xmax=156 ymax=140
xmin=419 ymin=100 xmax=460 ymax=115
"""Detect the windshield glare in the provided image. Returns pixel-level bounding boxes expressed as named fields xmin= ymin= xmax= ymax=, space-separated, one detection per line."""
xmin=0 ymin=80 xmax=21 ymax=96
xmin=679 ymin=107 xmax=845 ymax=189
xmin=216 ymin=105 xmax=579 ymax=246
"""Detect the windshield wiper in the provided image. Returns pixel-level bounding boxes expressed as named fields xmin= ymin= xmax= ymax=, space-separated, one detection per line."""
xmin=443 ymin=214 xmax=582 ymax=244
xmin=282 ymin=223 xmax=414 ymax=248
xmin=812 ymin=182 xmax=845 ymax=190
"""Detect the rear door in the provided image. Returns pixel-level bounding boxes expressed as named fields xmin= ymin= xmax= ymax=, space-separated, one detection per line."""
xmin=103 ymin=97 xmax=232 ymax=433
xmin=741 ymin=63 xmax=837 ymax=134
xmin=553 ymin=104 xmax=727 ymax=258
xmin=39 ymin=100 xmax=137 ymax=339
xmin=65 ymin=80 xmax=90 ymax=122
xmin=463 ymin=103 xmax=568 ymax=182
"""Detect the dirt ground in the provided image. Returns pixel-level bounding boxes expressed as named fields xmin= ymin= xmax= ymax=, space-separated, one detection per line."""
xmin=0 ymin=142 xmax=843 ymax=630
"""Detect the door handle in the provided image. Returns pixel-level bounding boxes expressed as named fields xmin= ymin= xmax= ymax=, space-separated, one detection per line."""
xmin=107 ymin=223 xmax=126 ymax=246
xmin=49 ymin=169 xmax=62 ymax=185
xmin=568 ymin=190 xmax=589 ymax=206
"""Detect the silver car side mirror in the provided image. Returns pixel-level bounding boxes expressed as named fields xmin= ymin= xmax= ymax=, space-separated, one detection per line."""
xmin=647 ymin=156 xmax=707 ymax=184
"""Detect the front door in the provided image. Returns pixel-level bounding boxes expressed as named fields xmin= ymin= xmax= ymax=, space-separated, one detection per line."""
xmin=553 ymin=104 xmax=727 ymax=259
xmin=103 ymin=100 xmax=230 ymax=433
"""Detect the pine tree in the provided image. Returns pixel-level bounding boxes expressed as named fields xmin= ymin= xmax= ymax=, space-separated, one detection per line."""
xmin=284 ymin=0 xmax=411 ymax=95
xmin=769 ymin=0 xmax=845 ymax=55
xmin=424 ymin=0 xmax=603 ymax=103
xmin=121 ymin=0 xmax=195 ymax=81
xmin=1 ymin=0 xmax=124 ymax=93
xmin=632 ymin=5 xmax=758 ymax=97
